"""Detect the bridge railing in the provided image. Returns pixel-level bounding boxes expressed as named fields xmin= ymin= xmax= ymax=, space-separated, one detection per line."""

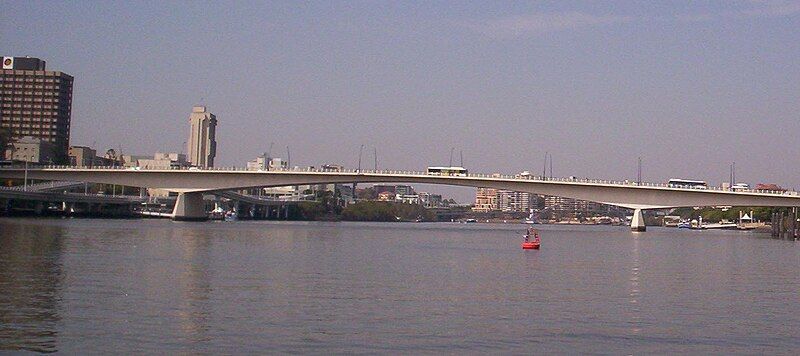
xmin=6 ymin=164 xmax=798 ymax=197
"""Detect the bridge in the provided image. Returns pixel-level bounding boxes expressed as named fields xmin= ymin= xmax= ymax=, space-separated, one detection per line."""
xmin=2 ymin=166 xmax=799 ymax=230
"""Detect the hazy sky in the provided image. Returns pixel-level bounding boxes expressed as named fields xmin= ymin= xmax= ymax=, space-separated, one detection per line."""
xmin=3 ymin=1 xmax=799 ymax=201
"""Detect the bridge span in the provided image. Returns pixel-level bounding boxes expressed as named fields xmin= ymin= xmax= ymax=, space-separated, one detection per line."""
xmin=2 ymin=166 xmax=799 ymax=230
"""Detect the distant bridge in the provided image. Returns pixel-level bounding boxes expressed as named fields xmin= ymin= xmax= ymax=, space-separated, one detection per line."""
xmin=2 ymin=166 xmax=799 ymax=230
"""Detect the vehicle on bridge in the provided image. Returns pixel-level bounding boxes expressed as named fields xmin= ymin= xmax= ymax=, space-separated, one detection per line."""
xmin=731 ymin=183 xmax=750 ymax=191
xmin=426 ymin=166 xmax=467 ymax=176
xmin=668 ymin=178 xmax=708 ymax=189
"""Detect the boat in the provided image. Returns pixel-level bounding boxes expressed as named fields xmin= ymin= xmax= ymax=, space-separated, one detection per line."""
xmin=224 ymin=210 xmax=238 ymax=222
xmin=677 ymin=220 xmax=691 ymax=229
xmin=522 ymin=227 xmax=541 ymax=250
xmin=523 ymin=209 xmax=538 ymax=224
xmin=464 ymin=218 xmax=477 ymax=223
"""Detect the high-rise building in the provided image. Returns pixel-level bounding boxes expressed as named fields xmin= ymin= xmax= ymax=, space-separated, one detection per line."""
xmin=1 ymin=56 xmax=73 ymax=163
xmin=186 ymin=106 xmax=216 ymax=168
xmin=497 ymin=190 xmax=533 ymax=212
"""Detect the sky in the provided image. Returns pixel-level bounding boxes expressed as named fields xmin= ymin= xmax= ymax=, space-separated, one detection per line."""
xmin=2 ymin=1 xmax=799 ymax=202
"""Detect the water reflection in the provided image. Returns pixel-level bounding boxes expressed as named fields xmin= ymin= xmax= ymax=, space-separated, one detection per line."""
xmin=173 ymin=227 xmax=212 ymax=344
xmin=628 ymin=235 xmax=641 ymax=335
xmin=0 ymin=220 xmax=65 ymax=353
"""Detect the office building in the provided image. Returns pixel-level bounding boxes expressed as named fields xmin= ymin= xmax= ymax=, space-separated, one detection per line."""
xmin=4 ymin=136 xmax=57 ymax=163
xmin=1 ymin=56 xmax=73 ymax=163
xmin=186 ymin=106 xmax=216 ymax=168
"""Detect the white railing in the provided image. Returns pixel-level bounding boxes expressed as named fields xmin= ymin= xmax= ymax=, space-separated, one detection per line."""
xmin=1 ymin=164 xmax=796 ymax=197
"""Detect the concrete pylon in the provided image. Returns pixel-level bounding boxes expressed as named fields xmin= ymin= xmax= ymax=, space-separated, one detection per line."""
xmin=631 ymin=208 xmax=646 ymax=232
xmin=172 ymin=192 xmax=208 ymax=221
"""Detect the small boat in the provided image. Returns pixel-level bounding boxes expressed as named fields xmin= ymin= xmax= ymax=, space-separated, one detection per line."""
xmin=464 ymin=218 xmax=477 ymax=223
xmin=523 ymin=209 xmax=538 ymax=224
xmin=522 ymin=227 xmax=541 ymax=250
xmin=224 ymin=210 xmax=238 ymax=222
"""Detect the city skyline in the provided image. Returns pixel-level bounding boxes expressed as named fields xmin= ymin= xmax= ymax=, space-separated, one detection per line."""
xmin=3 ymin=1 xmax=799 ymax=202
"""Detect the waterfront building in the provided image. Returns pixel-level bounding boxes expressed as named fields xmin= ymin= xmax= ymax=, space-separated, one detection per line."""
xmin=130 ymin=152 xmax=189 ymax=170
xmin=186 ymin=106 xmax=217 ymax=168
xmin=1 ymin=56 xmax=73 ymax=163
xmin=4 ymin=136 xmax=57 ymax=163
xmin=395 ymin=194 xmax=421 ymax=205
xmin=497 ymin=190 xmax=533 ymax=212
xmin=246 ymin=155 xmax=269 ymax=171
xmin=544 ymin=195 xmax=601 ymax=215
xmin=121 ymin=154 xmax=152 ymax=167
xmin=374 ymin=184 xmax=396 ymax=195
xmin=473 ymin=187 xmax=498 ymax=212
xmin=68 ymin=146 xmax=96 ymax=166
xmin=261 ymin=185 xmax=298 ymax=199
xmin=378 ymin=191 xmax=395 ymax=201
xmin=418 ymin=192 xmax=443 ymax=208
xmin=374 ymin=184 xmax=415 ymax=196
xmin=246 ymin=155 xmax=288 ymax=171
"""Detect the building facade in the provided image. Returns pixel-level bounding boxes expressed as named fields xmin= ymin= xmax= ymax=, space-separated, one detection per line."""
xmin=187 ymin=106 xmax=217 ymax=168
xmin=497 ymin=190 xmax=533 ymax=212
xmin=473 ymin=187 xmax=499 ymax=212
xmin=1 ymin=57 xmax=73 ymax=163
xmin=544 ymin=196 xmax=600 ymax=215
xmin=4 ymin=136 xmax=57 ymax=163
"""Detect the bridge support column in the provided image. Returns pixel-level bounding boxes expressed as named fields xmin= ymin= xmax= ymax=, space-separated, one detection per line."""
xmin=631 ymin=208 xmax=646 ymax=232
xmin=172 ymin=192 xmax=208 ymax=221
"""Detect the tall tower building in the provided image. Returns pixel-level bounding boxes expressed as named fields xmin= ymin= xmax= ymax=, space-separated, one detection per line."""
xmin=0 ymin=56 xmax=74 ymax=163
xmin=186 ymin=106 xmax=217 ymax=168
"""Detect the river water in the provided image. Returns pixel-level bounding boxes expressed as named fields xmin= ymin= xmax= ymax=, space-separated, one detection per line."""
xmin=1 ymin=218 xmax=799 ymax=354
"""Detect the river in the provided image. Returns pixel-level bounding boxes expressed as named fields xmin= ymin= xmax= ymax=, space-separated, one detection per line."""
xmin=1 ymin=218 xmax=799 ymax=353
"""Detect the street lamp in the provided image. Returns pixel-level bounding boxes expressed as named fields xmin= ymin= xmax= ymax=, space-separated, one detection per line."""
xmin=23 ymin=153 xmax=28 ymax=192
xmin=357 ymin=144 xmax=364 ymax=173
xmin=449 ymin=147 xmax=454 ymax=167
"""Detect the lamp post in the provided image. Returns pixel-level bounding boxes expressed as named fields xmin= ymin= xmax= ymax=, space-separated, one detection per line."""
xmin=449 ymin=147 xmax=454 ymax=167
xmin=23 ymin=155 xmax=28 ymax=192
xmin=637 ymin=157 xmax=642 ymax=186
xmin=357 ymin=144 xmax=364 ymax=173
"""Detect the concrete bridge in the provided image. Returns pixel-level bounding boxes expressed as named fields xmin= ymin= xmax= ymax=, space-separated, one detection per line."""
xmin=2 ymin=166 xmax=799 ymax=230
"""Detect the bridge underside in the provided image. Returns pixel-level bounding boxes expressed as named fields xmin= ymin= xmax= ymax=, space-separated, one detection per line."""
xmin=3 ymin=169 xmax=800 ymax=223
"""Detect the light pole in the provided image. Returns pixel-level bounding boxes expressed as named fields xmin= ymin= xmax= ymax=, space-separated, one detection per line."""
xmin=449 ymin=147 xmax=454 ymax=167
xmin=637 ymin=157 xmax=642 ymax=186
xmin=543 ymin=151 xmax=548 ymax=180
xmin=357 ymin=144 xmax=364 ymax=173
xmin=266 ymin=142 xmax=274 ymax=171
xmin=23 ymin=156 xmax=28 ymax=191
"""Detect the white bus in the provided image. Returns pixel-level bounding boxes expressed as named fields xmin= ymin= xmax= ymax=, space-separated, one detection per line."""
xmin=426 ymin=166 xmax=468 ymax=176
xmin=668 ymin=178 xmax=708 ymax=189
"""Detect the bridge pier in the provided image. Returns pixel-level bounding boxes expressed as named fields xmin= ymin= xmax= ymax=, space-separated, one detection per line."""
xmin=172 ymin=192 xmax=208 ymax=221
xmin=631 ymin=208 xmax=646 ymax=232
